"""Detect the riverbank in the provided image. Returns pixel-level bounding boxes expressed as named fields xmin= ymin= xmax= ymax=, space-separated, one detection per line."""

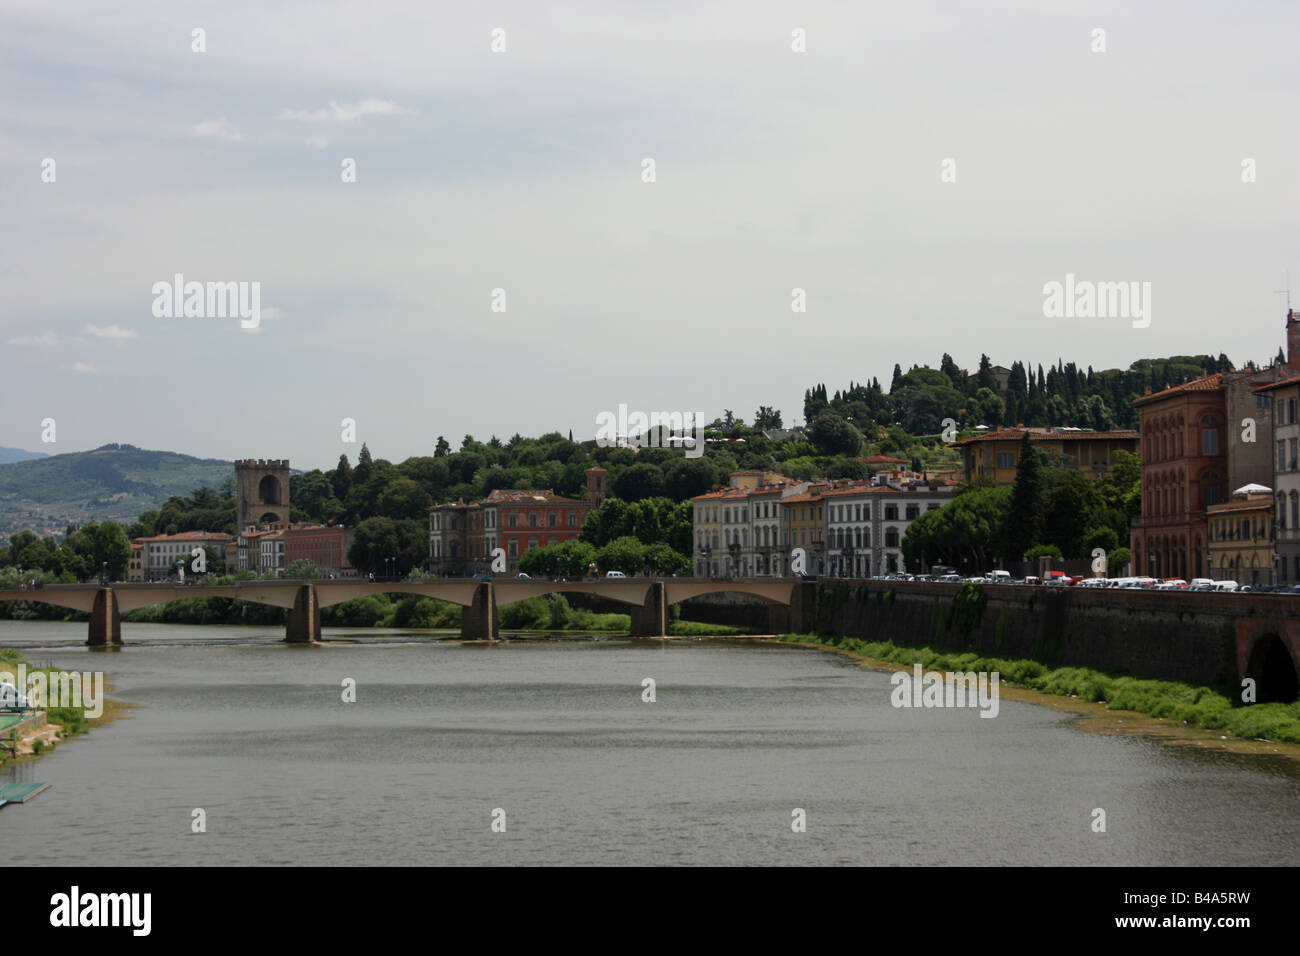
xmin=0 ymin=647 xmax=128 ymax=766
xmin=777 ymin=633 xmax=1300 ymax=757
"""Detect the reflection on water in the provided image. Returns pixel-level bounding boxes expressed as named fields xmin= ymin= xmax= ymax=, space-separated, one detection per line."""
xmin=2 ymin=621 xmax=1298 ymax=866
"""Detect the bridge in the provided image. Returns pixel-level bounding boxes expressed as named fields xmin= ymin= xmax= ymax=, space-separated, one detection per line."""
xmin=0 ymin=578 xmax=813 ymax=645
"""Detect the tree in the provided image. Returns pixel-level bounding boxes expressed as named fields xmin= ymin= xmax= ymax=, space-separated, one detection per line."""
xmin=332 ymin=455 xmax=354 ymax=499
xmin=1005 ymin=432 xmax=1044 ymax=561
xmin=612 ymin=463 xmax=666 ymax=502
xmin=374 ymin=478 xmax=433 ymax=521
xmin=754 ymin=406 xmax=783 ymax=430
xmin=78 ymin=521 xmax=132 ymax=580
xmin=808 ymin=411 xmax=862 ymax=457
xmin=434 ymin=436 xmax=450 ymax=457
xmin=597 ymin=536 xmax=646 ymax=575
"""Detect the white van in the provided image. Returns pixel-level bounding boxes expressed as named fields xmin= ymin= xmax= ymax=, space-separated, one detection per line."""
xmin=1211 ymin=580 xmax=1239 ymax=592
xmin=605 ymin=570 xmax=627 ymax=579
xmin=985 ymin=570 xmax=1012 ymax=583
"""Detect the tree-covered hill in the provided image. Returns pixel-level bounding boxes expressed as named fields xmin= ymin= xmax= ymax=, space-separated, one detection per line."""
xmin=0 ymin=444 xmax=233 ymax=540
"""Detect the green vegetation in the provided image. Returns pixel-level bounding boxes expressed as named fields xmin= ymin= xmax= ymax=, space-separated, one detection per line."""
xmin=904 ymin=449 xmax=1140 ymax=572
xmin=0 ymin=648 xmax=96 ymax=763
xmin=779 ymin=635 xmax=1300 ymax=744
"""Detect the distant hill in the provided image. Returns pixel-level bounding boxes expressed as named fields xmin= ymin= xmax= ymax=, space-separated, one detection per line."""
xmin=0 ymin=446 xmax=49 ymax=465
xmin=0 ymin=443 xmax=233 ymax=538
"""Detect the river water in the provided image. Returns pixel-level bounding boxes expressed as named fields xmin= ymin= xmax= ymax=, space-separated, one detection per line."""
xmin=2 ymin=621 xmax=1298 ymax=866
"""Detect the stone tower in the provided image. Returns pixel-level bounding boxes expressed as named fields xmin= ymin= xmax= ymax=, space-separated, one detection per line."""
xmin=585 ymin=466 xmax=607 ymax=509
xmin=235 ymin=459 xmax=290 ymax=531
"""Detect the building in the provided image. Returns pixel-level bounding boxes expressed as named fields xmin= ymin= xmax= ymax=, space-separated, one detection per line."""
xmin=954 ymin=427 xmax=1139 ymax=486
xmin=1255 ymin=372 xmax=1300 ymax=585
xmin=780 ymin=484 xmax=829 ymax=575
xmin=235 ymin=459 xmax=290 ymax=530
xmin=1131 ymin=310 xmax=1300 ymax=581
xmin=1207 ymin=488 xmax=1275 ymax=587
xmin=748 ymin=485 xmax=785 ymax=576
xmin=281 ymin=525 xmax=354 ymax=576
xmin=429 ymin=469 xmax=605 ymax=575
xmin=133 ymin=531 xmax=233 ymax=581
xmin=823 ymin=484 xmax=888 ymax=577
xmin=259 ymin=531 xmax=285 ymax=575
xmin=428 ymin=500 xmax=483 ymax=576
xmin=494 ymin=489 xmax=590 ymax=573
xmin=1130 ymin=374 xmax=1228 ymax=581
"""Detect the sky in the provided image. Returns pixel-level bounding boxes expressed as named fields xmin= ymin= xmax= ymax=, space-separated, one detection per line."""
xmin=2 ymin=0 xmax=1298 ymax=471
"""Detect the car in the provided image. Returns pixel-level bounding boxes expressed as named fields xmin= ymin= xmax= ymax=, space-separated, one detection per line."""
xmin=984 ymin=570 xmax=1012 ymax=583
xmin=605 ymin=570 xmax=627 ymax=578
xmin=938 ymin=574 xmax=962 ymax=583
xmin=1023 ymin=575 xmax=1041 ymax=586
xmin=0 ymin=682 xmax=29 ymax=712
xmin=1212 ymin=580 xmax=1240 ymax=592
xmin=516 ymin=572 xmax=531 ymax=579
xmin=473 ymin=572 xmax=492 ymax=582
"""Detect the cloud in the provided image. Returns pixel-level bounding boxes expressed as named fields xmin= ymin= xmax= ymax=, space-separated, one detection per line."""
xmin=193 ymin=118 xmax=243 ymax=142
xmin=305 ymin=136 xmax=329 ymax=149
xmin=84 ymin=323 xmax=138 ymax=340
xmin=280 ymin=99 xmax=411 ymax=124
xmin=72 ymin=361 xmax=95 ymax=373
xmin=7 ymin=332 xmax=59 ymax=346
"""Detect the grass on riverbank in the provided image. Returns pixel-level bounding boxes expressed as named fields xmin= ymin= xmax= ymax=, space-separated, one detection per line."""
xmin=780 ymin=633 xmax=1300 ymax=744
xmin=0 ymin=647 xmax=97 ymax=764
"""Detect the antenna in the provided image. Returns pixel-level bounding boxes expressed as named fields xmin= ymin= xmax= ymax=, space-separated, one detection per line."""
xmin=1275 ymin=271 xmax=1291 ymax=311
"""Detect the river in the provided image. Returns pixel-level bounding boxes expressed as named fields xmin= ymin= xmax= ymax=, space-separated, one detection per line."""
xmin=3 ymin=621 xmax=1298 ymax=865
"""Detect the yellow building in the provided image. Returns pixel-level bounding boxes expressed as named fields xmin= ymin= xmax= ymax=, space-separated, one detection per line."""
xmin=780 ymin=484 xmax=829 ymax=574
xmin=1207 ymin=489 xmax=1275 ymax=587
xmin=955 ymin=427 xmax=1139 ymax=486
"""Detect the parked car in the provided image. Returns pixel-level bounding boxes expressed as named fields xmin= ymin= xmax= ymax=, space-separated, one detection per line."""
xmin=516 ymin=572 xmax=531 ymax=579
xmin=1023 ymin=575 xmax=1041 ymax=586
xmin=984 ymin=570 xmax=1012 ymax=583
xmin=1212 ymin=580 xmax=1240 ymax=592
xmin=472 ymin=572 xmax=492 ymax=582
xmin=0 ymin=682 xmax=29 ymax=712
xmin=605 ymin=570 xmax=627 ymax=579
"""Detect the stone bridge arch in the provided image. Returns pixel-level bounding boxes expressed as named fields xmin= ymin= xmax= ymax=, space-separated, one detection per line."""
xmin=1234 ymin=615 xmax=1300 ymax=702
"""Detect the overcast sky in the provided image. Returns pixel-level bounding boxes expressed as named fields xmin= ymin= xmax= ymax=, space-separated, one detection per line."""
xmin=2 ymin=1 xmax=1298 ymax=470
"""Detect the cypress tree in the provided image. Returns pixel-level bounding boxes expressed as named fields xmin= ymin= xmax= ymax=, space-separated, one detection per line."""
xmin=1006 ymin=431 xmax=1045 ymax=560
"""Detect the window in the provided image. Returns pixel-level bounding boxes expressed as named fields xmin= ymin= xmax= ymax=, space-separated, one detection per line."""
xmin=509 ymin=513 xmax=517 ymax=528
xmin=548 ymin=512 xmax=557 ymax=527
xmin=1280 ymin=441 xmax=1287 ymax=473
xmin=884 ymin=505 xmax=898 ymax=520
xmin=885 ymin=528 xmax=899 ymax=548
xmin=529 ymin=512 xmax=538 ymax=528
xmin=508 ymin=541 xmax=518 ymax=557
xmin=1201 ymin=416 xmax=1219 ymax=456
xmin=568 ymin=512 xmax=577 ymax=527
xmin=996 ymin=452 xmax=1015 ymax=469
xmin=1290 ymin=397 xmax=1298 ymax=425
xmin=1293 ymin=493 xmax=1299 ymax=533
xmin=905 ymin=504 xmax=919 ymax=520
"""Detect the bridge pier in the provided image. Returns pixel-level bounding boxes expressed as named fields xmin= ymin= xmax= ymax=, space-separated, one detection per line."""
xmin=460 ymin=581 xmax=498 ymax=640
xmin=87 ymin=588 xmax=121 ymax=646
xmin=285 ymin=584 xmax=321 ymax=643
xmin=768 ymin=580 xmax=817 ymax=634
xmin=629 ymin=581 xmax=667 ymax=637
